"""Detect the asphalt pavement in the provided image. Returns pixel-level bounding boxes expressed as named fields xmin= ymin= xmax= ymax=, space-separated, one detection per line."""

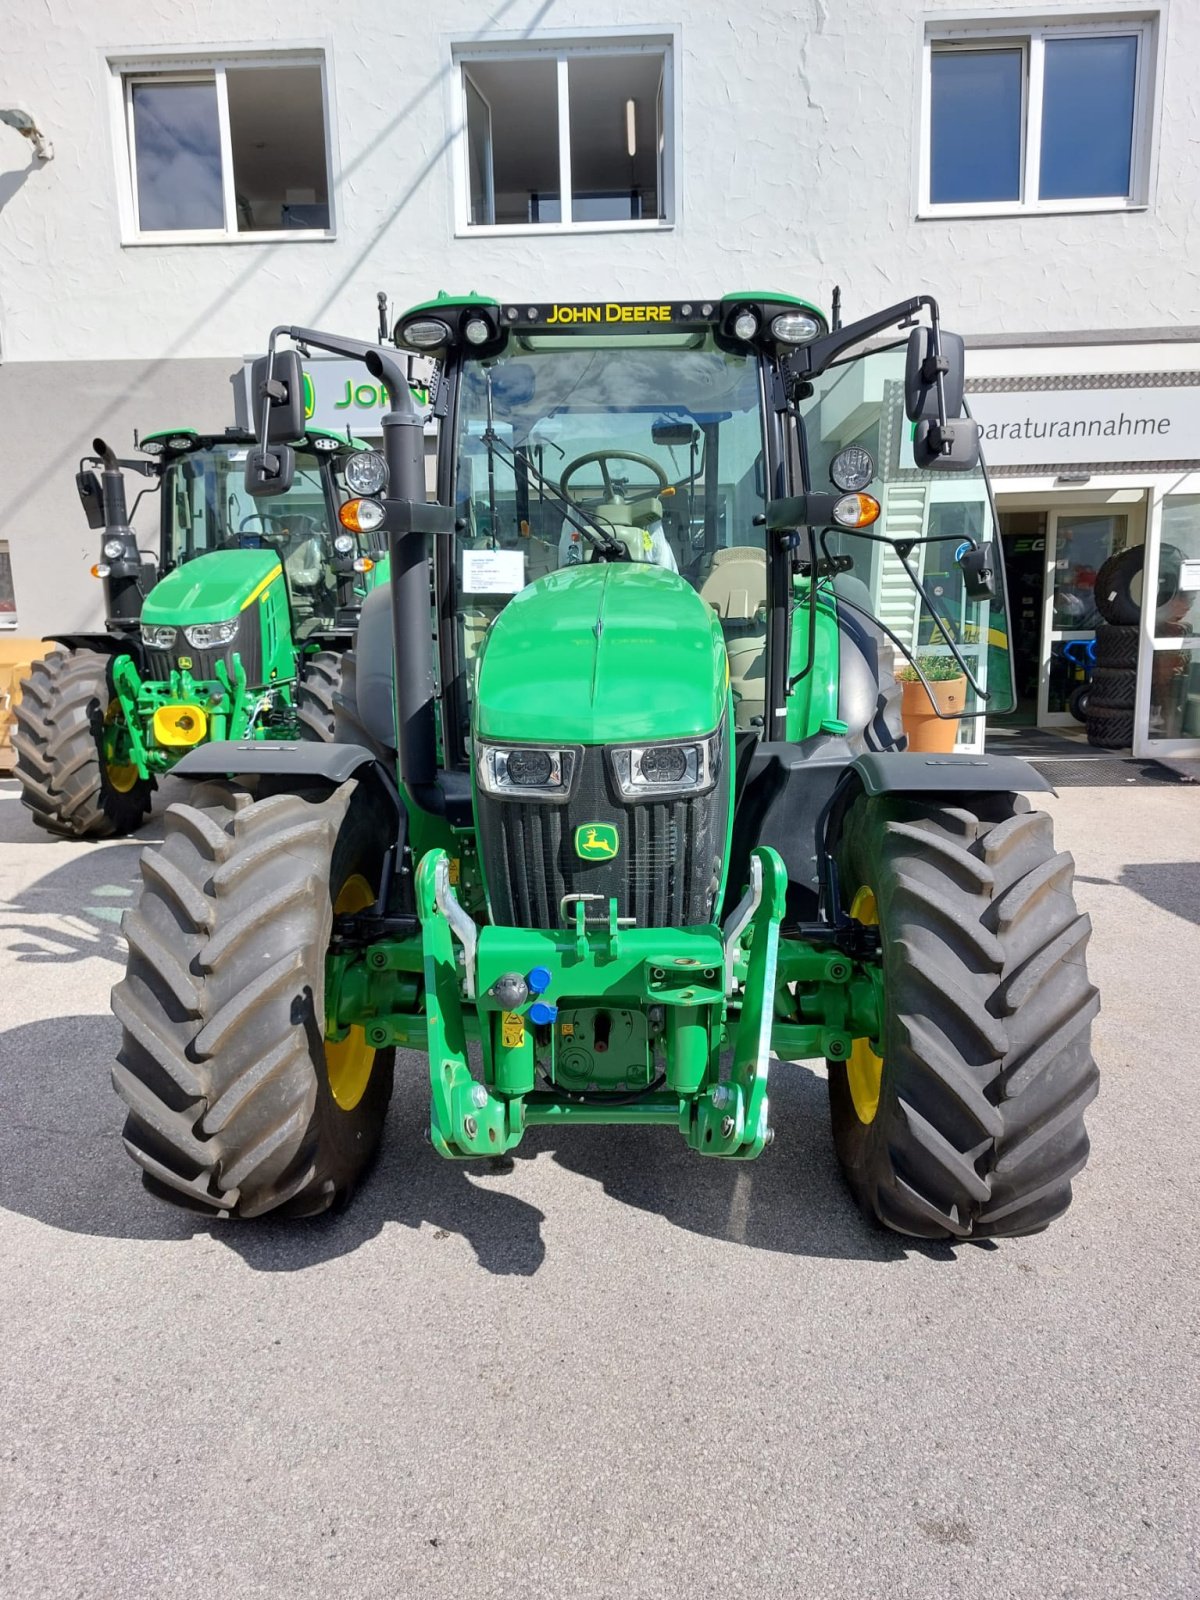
xmin=0 ymin=773 xmax=1197 ymax=1599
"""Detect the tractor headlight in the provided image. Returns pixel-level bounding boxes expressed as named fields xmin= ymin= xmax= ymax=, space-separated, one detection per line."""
xmin=333 ymin=533 xmax=356 ymax=556
xmin=401 ymin=318 xmax=452 ymax=350
xmin=610 ymin=732 xmax=720 ymax=799
xmin=770 ymin=311 xmax=822 ymax=344
xmin=476 ymin=743 xmax=578 ymax=801
xmin=183 ymin=617 xmax=239 ymax=649
xmin=141 ymin=624 xmax=177 ymax=648
xmin=344 ymin=449 xmax=389 ymax=496
xmin=102 ymin=538 xmax=126 ymax=559
xmin=731 ymin=310 xmax=759 ymax=342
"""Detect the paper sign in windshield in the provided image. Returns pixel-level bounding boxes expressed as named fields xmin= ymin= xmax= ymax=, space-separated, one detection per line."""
xmin=461 ymin=549 xmax=526 ymax=594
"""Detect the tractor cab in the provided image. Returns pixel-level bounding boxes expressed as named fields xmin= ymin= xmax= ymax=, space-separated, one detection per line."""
xmin=145 ymin=427 xmax=374 ymax=638
xmin=404 ymin=294 xmax=1014 ymax=774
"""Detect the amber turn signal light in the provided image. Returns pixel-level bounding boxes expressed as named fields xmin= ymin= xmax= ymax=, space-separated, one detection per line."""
xmin=339 ymin=498 xmax=385 ymax=535
xmin=832 ymin=493 xmax=881 ymax=529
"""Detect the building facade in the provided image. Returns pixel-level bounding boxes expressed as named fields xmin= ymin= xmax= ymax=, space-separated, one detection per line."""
xmin=1 ymin=1 xmax=1197 ymax=756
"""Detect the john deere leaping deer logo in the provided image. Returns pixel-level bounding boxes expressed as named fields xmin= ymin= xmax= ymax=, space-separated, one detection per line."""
xmin=575 ymin=823 xmax=619 ymax=861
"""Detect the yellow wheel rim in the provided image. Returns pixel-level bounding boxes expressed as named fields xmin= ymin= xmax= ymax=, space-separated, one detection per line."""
xmin=324 ymin=873 xmax=377 ymax=1111
xmin=102 ymin=700 xmax=139 ymax=794
xmin=846 ymin=886 xmax=884 ymax=1125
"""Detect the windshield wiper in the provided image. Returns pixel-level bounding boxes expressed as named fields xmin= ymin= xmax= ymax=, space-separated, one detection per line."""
xmin=480 ymin=369 xmax=626 ymax=561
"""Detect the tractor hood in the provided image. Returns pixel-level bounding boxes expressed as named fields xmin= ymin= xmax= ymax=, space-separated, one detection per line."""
xmin=475 ymin=564 xmax=727 ymax=745
xmin=141 ymin=550 xmax=284 ymax=625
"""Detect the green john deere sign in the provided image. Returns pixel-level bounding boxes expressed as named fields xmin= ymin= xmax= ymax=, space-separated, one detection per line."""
xmin=575 ymin=822 xmax=619 ymax=861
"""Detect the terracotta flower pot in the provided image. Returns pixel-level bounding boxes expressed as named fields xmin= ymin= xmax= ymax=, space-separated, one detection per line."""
xmin=900 ymin=675 xmax=968 ymax=753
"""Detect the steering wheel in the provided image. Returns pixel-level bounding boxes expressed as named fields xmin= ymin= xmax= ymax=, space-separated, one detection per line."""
xmin=238 ymin=513 xmax=267 ymax=535
xmin=560 ymin=450 xmax=669 ymax=503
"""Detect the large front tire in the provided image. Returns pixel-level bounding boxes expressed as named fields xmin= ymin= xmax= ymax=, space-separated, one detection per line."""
xmin=111 ymin=777 xmax=394 ymax=1217
xmin=12 ymin=648 xmax=154 ymax=838
xmin=828 ymin=793 xmax=1099 ymax=1239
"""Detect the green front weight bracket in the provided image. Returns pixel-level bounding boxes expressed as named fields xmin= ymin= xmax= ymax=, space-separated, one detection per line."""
xmin=415 ymin=843 xmax=790 ymax=1162
xmin=110 ymin=654 xmax=151 ymax=778
xmin=685 ymin=844 xmax=788 ymax=1159
xmin=417 ymin=849 xmax=522 ymax=1159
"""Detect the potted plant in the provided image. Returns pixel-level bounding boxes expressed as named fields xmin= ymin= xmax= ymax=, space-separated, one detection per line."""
xmin=898 ymin=654 xmax=968 ymax=753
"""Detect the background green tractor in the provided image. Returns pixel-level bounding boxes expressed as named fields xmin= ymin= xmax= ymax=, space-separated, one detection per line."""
xmin=110 ymin=295 xmax=1099 ymax=1242
xmin=14 ymin=424 xmax=390 ymax=838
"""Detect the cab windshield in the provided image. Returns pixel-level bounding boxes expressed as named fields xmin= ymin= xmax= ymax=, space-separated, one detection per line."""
xmin=453 ymin=332 xmax=766 ymax=634
xmin=163 ymin=444 xmax=341 ymax=635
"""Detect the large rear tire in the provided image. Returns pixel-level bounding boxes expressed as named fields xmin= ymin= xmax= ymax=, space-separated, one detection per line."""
xmin=12 ymin=647 xmax=154 ymax=838
xmin=111 ymin=777 xmax=394 ymax=1217
xmin=827 ymin=793 xmax=1099 ymax=1239
xmin=293 ymin=649 xmax=343 ymax=742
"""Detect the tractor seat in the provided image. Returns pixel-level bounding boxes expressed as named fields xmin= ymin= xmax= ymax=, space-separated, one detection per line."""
xmin=697 ymin=547 xmax=768 ymax=730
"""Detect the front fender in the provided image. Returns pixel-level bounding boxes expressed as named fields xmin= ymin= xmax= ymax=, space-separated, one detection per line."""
xmin=171 ymin=739 xmax=380 ymax=784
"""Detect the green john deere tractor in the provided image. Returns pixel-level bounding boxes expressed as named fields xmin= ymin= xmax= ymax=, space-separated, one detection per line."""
xmin=110 ymin=294 xmax=1099 ymax=1240
xmin=14 ymin=422 xmax=391 ymax=838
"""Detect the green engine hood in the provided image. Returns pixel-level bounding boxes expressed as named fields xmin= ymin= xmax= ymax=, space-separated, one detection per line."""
xmin=475 ymin=564 xmax=728 ymax=744
xmin=142 ymin=550 xmax=284 ymax=625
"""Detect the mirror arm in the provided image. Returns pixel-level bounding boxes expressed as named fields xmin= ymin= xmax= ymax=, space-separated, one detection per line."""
xmin=788 ymin=295 xmax=932 ymax=379
xmin=281 ymin=324 xmax=416 ymax=417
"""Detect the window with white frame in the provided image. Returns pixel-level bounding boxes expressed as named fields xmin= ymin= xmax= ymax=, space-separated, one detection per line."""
xmin=455 ymin=40 xmax=672 ymax=231
xmin=115 ymin=55 xmax=333 ymax=239
xmin=921 ymin=13 xmax=1161 ymax=215
xmin=0 ymin=540 xmax=15 ymax=625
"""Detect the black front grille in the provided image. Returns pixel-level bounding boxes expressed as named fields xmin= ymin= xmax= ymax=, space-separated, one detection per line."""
xmin=143 ymin=625 xmax=262 ymax=689
xmin=477 ymin=739 xmax=728 ymax=930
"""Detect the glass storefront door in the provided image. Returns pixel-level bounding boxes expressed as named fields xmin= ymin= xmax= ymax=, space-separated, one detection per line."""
xmin=1040 ymin=510 xmax=1128 ymax=726
xmin=1135 ymin=490 xmax=1200 ymax=757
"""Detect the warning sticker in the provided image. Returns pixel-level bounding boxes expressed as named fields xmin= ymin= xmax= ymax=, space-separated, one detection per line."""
xmin=501 ymin=1011 xmax=526 ymax=1048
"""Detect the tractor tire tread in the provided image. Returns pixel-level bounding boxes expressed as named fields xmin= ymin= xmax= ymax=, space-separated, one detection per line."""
xmin=12 ymin=648 xmax=153 ymax=838
xmin=828 ymin=794 xmax=1098 ymax=1240
xmin=112 ymin=779 xmax=394 ymax=1218
xmin=294 ymin=650 xmax=342 ymax=743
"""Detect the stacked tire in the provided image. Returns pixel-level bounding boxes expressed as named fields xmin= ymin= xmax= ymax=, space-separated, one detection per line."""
xmin=1086 ymin=622 xmax=1137 ymax=749
xmin=1085 ymin=548 xmax=1146 ymax=749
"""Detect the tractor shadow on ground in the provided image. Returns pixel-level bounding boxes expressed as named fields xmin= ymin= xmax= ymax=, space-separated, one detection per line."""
xmin=524 ymin=1069 xmax=950 ymax=1267
xmin=1078 ymin=862 xmax=1200 ymax=928
xmin=0 ymin=779 xmax=183 ymax=965
xmin=0 ymin=839 xmax=159 ymax=965
xmin=0 ymin=1010 xmax=954 ymax=1276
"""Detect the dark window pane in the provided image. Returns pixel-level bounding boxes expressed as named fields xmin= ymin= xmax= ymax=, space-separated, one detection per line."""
xmin=227 ymin=65 xmax=330 ymax=231
xmin=1040 ymin=36 xmax=1137 ymax=200
xmin=462 ymin=58 xmax=560 ymax=225
xmin=930 ymin=49 xmax=1023 ymax=203
xmin=465 ymin=73 xmax=494 ymax=225
xmin=132 ymin=80 xmax=223 ymax=230
xmin=568 ymin=54 xmax=662 ymax=221
xmin=0 ymin=542 xmax=15 ymax=615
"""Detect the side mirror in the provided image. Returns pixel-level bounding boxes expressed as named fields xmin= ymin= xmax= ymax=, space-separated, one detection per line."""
xmin=245 ymin=443 xmax=296 ymax=498
xmin=76 ymin=469 xmax=105 ymax=529
xmin=913 ymin=416 xmax=981 ymax=473
xmin=957 ymin=540 xmax=997 ymax=601
xmin=249 ymin=349 xmax=307 ymax=444
xmin=905 ymin=327 xmax=966 ymax=422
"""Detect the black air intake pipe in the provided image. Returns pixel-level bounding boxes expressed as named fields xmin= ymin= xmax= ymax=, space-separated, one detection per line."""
xmin=92 ymin=437 xmax=144 ymax=625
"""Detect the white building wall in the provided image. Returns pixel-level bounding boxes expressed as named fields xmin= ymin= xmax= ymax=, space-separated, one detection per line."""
xmin=0 ymin=0 xmax=1197 ymax=367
